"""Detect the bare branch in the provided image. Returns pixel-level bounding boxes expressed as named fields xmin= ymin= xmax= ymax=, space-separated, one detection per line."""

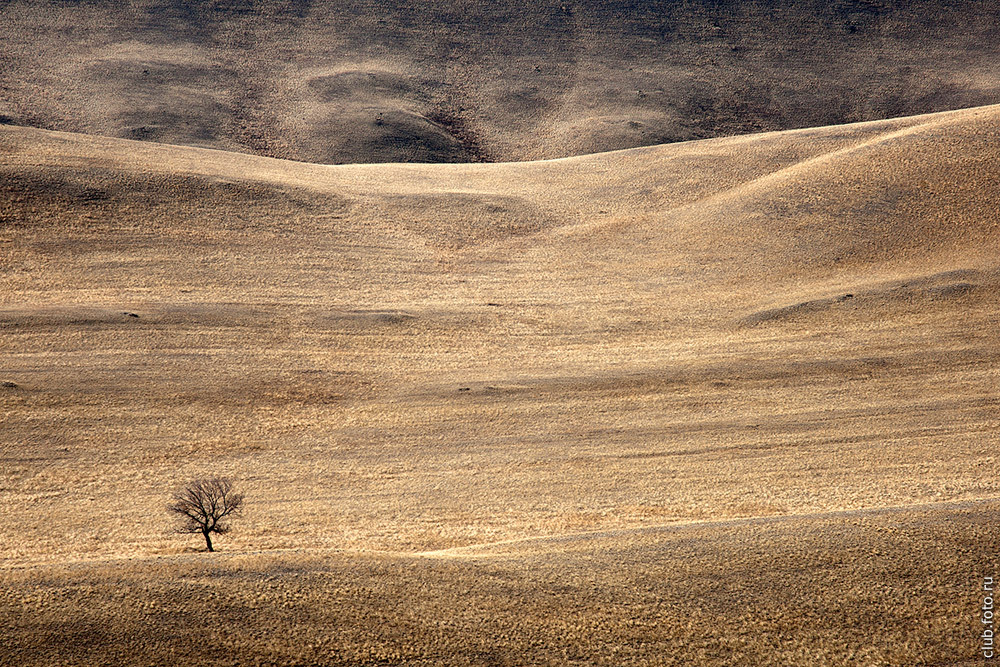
xmin=167 ymin=477 xmax=244 ymax=551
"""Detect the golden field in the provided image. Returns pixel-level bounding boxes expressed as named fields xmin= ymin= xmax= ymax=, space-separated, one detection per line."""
xmin=2 ymin=98 xmax=1000 ymax=664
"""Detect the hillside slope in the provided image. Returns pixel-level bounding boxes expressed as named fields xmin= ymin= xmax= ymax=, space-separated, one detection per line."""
xmin=2 ymin=104 xmax=999 ymax=564
xmin=3 ymin=501 xmax=996 ymax=665
xmin=3 ymin=0 xmax=1000 ymax=163
xmin=3 ymin=101 xmax=1000 ymax=664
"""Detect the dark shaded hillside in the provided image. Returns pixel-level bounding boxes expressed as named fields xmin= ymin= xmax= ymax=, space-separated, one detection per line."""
xmin=2 ymin=0 xmax=999 ymax=163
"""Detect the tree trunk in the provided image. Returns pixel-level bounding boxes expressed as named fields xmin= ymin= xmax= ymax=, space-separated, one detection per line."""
xmin=203 ymin=530 xmax=214 ymax=552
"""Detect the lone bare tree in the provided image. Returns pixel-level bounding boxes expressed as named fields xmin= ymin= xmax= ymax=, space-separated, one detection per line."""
xmin=168 ymin=477 xmax=244 ymax=552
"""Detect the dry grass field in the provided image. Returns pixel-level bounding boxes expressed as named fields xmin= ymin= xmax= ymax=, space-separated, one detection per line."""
xmin=2 ymin=503 xmax=996 ymax=666
xmin=4 ymin=0 xmax=1000 ymax=164
xmin=2 ymin=97 xmax=1000 ymax=664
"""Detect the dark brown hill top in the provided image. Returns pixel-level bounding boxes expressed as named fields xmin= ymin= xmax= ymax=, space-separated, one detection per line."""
xmin=3 ymin=0 xmax=999 ymax=164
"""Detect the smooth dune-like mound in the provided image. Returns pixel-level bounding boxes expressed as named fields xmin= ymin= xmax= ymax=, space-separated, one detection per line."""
xmin=740 ymin=268 xmax=999 ymax=327
xmin=3 ymin=0 xmax=1000 ymax=163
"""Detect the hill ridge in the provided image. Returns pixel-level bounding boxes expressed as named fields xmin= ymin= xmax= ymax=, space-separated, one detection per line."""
xmin=4 ymin=0 xmax=1000 ymax=164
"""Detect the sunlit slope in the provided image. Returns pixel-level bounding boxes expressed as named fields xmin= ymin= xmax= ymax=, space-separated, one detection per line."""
xmin=4 ymin=104 xmax=998 ymax=307
xmin=2 ymin=105 xmax=999 ymax=566
xmin=3 ymin=0 xmax=1000 ymax=163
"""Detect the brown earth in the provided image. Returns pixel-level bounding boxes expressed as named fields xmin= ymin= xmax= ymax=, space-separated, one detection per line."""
xmin=3 ymin=0 xmax=1000 ymax=163
xmin=2 ymin=103 xmax=999 ymax=663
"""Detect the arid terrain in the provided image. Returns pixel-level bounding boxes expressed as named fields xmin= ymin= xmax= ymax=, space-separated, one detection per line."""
xmin=3 ymin=103 xmax=999 ymax=663
xmin=4 ymin=0 xmax=1000 ymax=163
xmin=2 ymin=1 xmax=1000 ymax=665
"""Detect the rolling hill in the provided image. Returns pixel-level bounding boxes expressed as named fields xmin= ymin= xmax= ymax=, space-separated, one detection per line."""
xmin=2 ymin=102 xmax=999 ymax=663
xmin=3 ymin=0 xmax=1000 ymax=163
